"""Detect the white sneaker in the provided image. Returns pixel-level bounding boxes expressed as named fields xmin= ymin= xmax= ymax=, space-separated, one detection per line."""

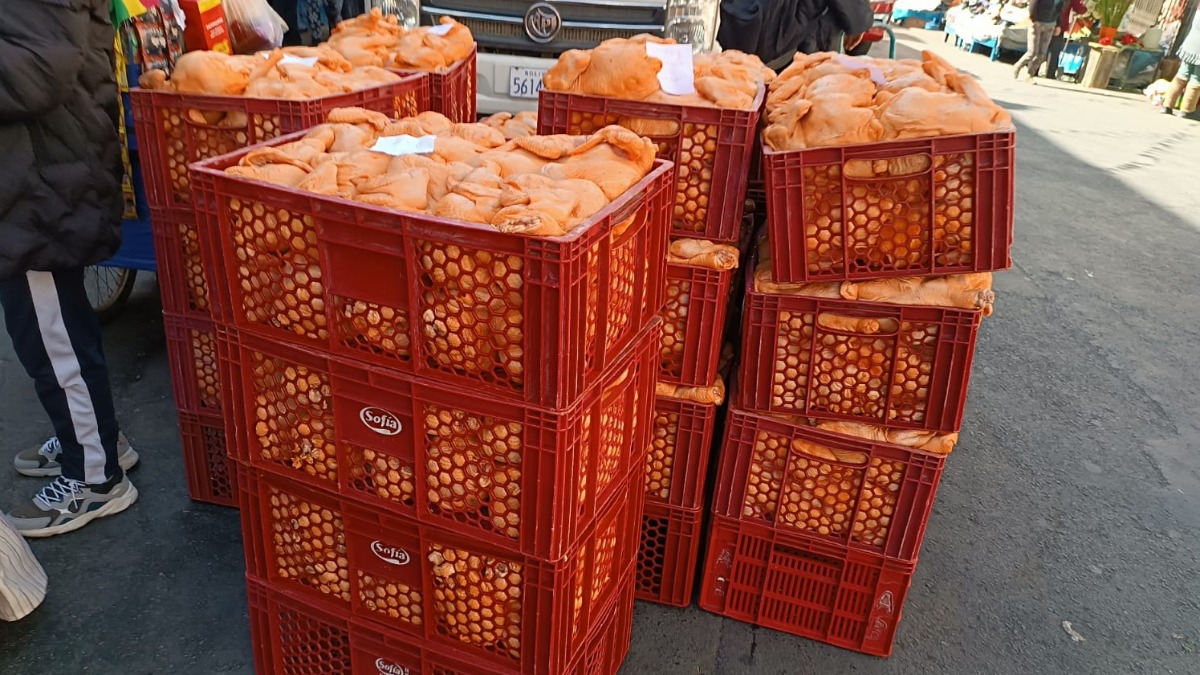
xmin=14 ymin=433 xmax=139 ymax=478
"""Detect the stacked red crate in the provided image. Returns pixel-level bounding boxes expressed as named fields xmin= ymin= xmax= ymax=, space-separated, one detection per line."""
xmin=130 ymin=76 xmax=430 ymax=507
xmin=700 ymin=126 xmax=1014 ymax=655
xmin=191 ymin=124 xmax=674 ymax=673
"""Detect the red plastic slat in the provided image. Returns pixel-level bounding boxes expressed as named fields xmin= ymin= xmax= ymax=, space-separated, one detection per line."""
xmin=636 ymin=502 xmax=705 ymax=607
xmin=712 ymin=406 xmax=946 ymax=561
xmin=190 ymin=136 xmax=672 ymax=409
xmin=660 ymin=261 xmax=735 ymax=387
xmin=645 ymin=395 xmax=718 ymax=509
xmin=764 ymin=131 xmax=1015 ymax=282
xmin=176 ymin=410 xmax=237 ymax=508
xmin=239 ymin=464 xmax=642 ymax=674
xmin=698 ymin=515 xmax=915 ymax=657
xmin=537 ymin=88 xmax=764 ymax=243
xmin=737 ymin=254 xmax=982 ymax=433
xmin=130 ymin=75 xmax=430 ymax=210
xmin=221 ymin=321 xmax=659 ymax=559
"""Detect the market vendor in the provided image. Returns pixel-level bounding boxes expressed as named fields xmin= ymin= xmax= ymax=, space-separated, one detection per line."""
xmin=719 ymin=0 xmax=875 ymax=72
xmin=1045 ymin=0 xmax=1088 ymax=80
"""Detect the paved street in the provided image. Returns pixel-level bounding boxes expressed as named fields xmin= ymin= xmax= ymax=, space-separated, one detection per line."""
xmin=2 ymin=28 xmax=1199 ymax=675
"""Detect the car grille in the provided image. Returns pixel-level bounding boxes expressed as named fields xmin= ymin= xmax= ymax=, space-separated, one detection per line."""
xmin=422 ymin=2 xmax=665 ymax=56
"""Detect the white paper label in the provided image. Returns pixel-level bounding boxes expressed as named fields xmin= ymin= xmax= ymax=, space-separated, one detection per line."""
xmin=645 ymin=43 xmax=696 ymax=96
xmin=369 ymin=135 xmax=437 ymax=156
xmin=427 ymin=23 xmax=454 ymax=36
xmin=280 ymin=55 xmax=320 ymax=68
xmin=834 ymin=54 xmax=887 ymax=86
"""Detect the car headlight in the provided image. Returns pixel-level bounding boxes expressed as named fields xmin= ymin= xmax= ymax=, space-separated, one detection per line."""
xmin=665 ymin=0 xmax=720 ymax=52
xmin=375 ymin=0 xmax=420 ymax=28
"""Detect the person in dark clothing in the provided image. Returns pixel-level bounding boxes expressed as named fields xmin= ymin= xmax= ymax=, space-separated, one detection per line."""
xmin=718 ymin=0 xmax=875 ymax=72
xmin=1015 ymin=0 xmax=1069 ymax=79
xmin=0 ymin=0 xmax=139 ymax=538
xmin=1045 ymin=0 xmax=1087 ymax=80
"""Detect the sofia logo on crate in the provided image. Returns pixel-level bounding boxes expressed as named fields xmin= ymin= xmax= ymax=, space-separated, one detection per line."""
xmin=371 ymin=541 xmax=412 ymax=566
xmin=375 ymin=658 xmax=411 ymax=675
xmin=360 ymin=406 xmax=403 ymax=436
xmin=865 ymin=591 xmax=895 ymax=641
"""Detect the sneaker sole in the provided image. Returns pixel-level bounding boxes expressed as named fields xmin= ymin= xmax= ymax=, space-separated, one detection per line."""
xmin=14 ymin=448 xmax=140 ymax=479
xmin=18 ymin=484 xmax=140 ymax=539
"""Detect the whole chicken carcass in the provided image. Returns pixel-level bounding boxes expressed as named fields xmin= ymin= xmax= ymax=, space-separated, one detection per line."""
xmin=543 ymin=35 xmax=668 ymax=101
xmin=655 ymin=377 xmax=726 ymax=405
xmin=480 ymin=111 xmax=538 ymax=140
xmin=389 ymin=18 xmax=475 ymax=70
xmin=840 ymin=272 xmax=995 ymax=315
xmin=814 ymin=420 xmax=958 ymax=455
xmin=143 ymin=50 xmax=270 ymax=96
xmin=354 ymin=168 xmax=432 ymax=211
xmin=667 ymin=239 xmax=739 ymax=270
xmin=538 ymin=125 xmax=657 ymax=200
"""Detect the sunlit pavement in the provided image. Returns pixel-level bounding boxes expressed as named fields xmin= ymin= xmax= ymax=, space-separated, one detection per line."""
xmin=1 ymin=28 xmax=1197 ymax=675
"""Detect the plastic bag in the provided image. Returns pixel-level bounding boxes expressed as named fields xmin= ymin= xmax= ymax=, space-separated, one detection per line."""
xmin=223 ymin=0 xmax=289 ymax=54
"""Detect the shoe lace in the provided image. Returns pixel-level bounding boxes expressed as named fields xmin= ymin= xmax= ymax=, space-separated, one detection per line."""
xmin=39 ymin=437 xmax=62 ymax=459
xmin=34 ymin=477 xmax=86 ymax=510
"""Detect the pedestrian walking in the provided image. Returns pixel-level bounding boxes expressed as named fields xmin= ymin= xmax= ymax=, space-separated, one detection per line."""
xmin=1015 ymin=0 xmax=1068 ymax=80
xmin=1045 ymin=0 xmax=1087 ymax=80
xmin=1161 ymin=7 xmax=1200 ymax=115
xmin=718 ymin=0 xmax=875 ymax=72
xmin=0 ymin=0 xmax=140 ymax=538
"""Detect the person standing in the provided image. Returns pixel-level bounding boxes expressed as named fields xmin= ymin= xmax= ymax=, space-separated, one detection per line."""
xmin=0 ymin=0 xmax=139 ymax=537
xmin=1014 ymin=0 xmax=1068 ymax=80
xmin=1162 ymin=6 xmax=1200 ymax=115
xmin=719 ymin=0 xmax=875 ymax=72
xmin=1045 ymin=0 xmax=1088 ymax=80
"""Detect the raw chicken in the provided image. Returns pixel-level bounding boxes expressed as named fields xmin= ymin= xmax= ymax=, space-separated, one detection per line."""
xmin=764 ymin=50 xmax=1012 ymax=151
xmin=656 ymin=377 xmax=726 ymax=405
xmin=841 ymin=273 xmax=995 ymax=315
xmin=667 ymin=239 xmax=739 ymax=270
xmin=325 ymin=11 xmax=475 ymax=72
xmin=544 ymin=35 xmax=772 ymax=109
xmin=224 ymin=108 xmax=660 ymax=237
xmin=814 ymin=420 xmax=958 ymax=455
xmin=480 ymin=111 xmax=538 ymax=140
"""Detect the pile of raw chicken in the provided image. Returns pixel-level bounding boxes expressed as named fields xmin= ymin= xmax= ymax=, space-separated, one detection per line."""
xmin=138 ymin=46 xmax=402 ymax=99
xmin=754 ymin=239 xmax=996 ymax=316
xmin=224 ymin=107 xmax=658 ymax=236
xmin=544 ymin=35 xmax=774 ymax=109
xmin=325 ymin=11 xmax=475 ymax=70
xmin=764 ymin=50 xmax=1013 ymax=150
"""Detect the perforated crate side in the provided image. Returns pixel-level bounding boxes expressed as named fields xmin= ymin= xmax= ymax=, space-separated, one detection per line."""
xmin=149 ymin=206 xmax=212 ymax=319
xmin=764 ymin=130 xmax=1015 ymax=283
xmin=177 ymin=411 xmax=236 ymax=507
xmin=712 ymin=406 xmax=946 ymax=561
xmin=394 ymin=48 xmax=477 ymax=123
xmin=737 ymin=256 xmax=982 ymax=433
xmin=163 ymin=312 xmax=222 ymax=416
xmin=237 ymin=465 xmax=643 ymax=674
xmin=660 ymin=261 xmax=736 ymax=388
xmin=537 ymin=88 xmax=763 ymax=243
xmin=222 ymin=321 xmax=658 ymax=559
xmin=130 ymin=76 xmax=430 ymax=210
xmin=698 ymin=515 xmax=915 ymax=657
xmin=645 ymin=395 xmax=718 ymax=509
xmin=192 ymin=136 xmax=671 ymax=409
xmin=636 ymin=502 xmax=704 ymax=607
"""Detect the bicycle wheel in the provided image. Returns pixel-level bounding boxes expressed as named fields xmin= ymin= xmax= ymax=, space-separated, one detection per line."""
xmin=83 ymin=266 xmax=137 ymax=323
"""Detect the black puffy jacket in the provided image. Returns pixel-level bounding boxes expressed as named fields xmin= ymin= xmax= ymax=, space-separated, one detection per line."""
xmin=718 ymin=0 xmax=875 ymax=70
xmin=0 ymin=0 xmax=122 ymax=282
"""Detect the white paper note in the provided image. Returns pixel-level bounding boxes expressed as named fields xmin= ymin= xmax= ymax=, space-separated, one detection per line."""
xmin=369 ymin=135 xmax=437 ymax=156
xmin=279 ymin=55 xmax=320 ymax=68
xmin=427 ymin=23 xmax=454 ymax=36
xmin=645 ymin=43 xmax=696 ymax=96
xmin=834 ymin=54 xmax=887 ymax=86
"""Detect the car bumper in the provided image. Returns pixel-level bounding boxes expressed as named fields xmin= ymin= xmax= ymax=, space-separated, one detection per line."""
xmin=475 ymin=52 xmax=559 ymax=115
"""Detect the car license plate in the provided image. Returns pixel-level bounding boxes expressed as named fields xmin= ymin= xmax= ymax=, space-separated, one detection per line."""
xmin=509 ymin=67 xmax=547 ymax=99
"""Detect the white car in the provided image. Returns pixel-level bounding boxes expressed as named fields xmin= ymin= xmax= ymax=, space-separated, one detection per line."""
xmin=372 ymin=0 xmax=722 ymax=115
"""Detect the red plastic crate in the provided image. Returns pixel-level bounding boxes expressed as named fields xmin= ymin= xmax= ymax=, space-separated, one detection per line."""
xmin=177 ymin=410 xmax=237 ymax=507
xmin=636 ymin=502 xmax=704 ymax=607
xmin=712 ymin=407 xmax=946 ymax=561
xmin=645 ymin=394 xmax=718 ymax=509
xmin=163 ymin=312 xmax=222 ymax=416
xmin=699 ymin=515 xmax=915 ymax=657
xmin=221 ymin=321 xmax=657 ymax=559
xmin=238 ymin=464 xmax=642 ymax=673
xmin=191 ymin=138 xmax=671 ymax=409
xmin=130 ymin=75 xmax=429 ymax=211
xmin=660 ymin=260 xmax=736 ymax=387
xmin=149 ymin=205 xmax=213 ymax=319
xmin=394 ymin=48 xmax=477 ymax=123
xmin=537 ymin=87 xmax=764 ymax=243
xmin=737 ymin=256 xmax=982 ymax=433
xmin=246 ymin=567 xmax=635 ymax=675
xmin=764 ymin=131 xmax=1014 ymax=282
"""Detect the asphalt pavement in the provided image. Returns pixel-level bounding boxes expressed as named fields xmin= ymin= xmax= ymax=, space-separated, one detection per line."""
xmin=1 ymin=29 xmax=1198 ymax=675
